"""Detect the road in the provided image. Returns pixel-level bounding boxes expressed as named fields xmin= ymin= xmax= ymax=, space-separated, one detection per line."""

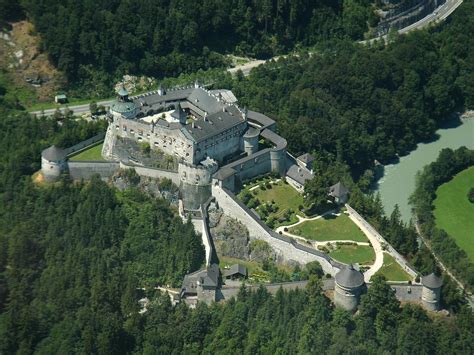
xmin=30 ymin=0 xmax=463 ymax=117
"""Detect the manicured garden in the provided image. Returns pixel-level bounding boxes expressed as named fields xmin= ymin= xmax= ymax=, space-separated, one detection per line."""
xmin=374 ymin=253 xmax=412 ymax=282
xmin=433 ymin=166 xmax=474 ymax=261
xmin=289 ymin=213 xmax=368 ymax=242
xmin=69 ymin=144 xmax=105 ymax=161
xmin=238 ymin=179 xmax=305 ymax=228
xmin=328 ymin=244 xmax=375 ymax=265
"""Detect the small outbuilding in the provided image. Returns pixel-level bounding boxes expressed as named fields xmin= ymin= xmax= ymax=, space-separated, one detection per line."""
xmin=329 ymin=181 xmax=349 ymax=205
xmin=223 ymin=264 xmax=248 ymax=280
xmin=54 ymin=94 xmax=67 ymax=104
xmin=296 ymin=153 xmax=316 ymax=171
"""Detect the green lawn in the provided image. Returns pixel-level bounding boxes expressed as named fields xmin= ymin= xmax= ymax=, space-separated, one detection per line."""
xmin=69 ymin=144 xmax=104 ymax=161
xmin=433 ymin=167 xmax=474 ymax=261
xmin=239 ymin=180 xmax=305 ymax=227
xmin=375 ymin=253 xmax=412 ymax=282
xmin=289 ymin=213 xmax=368 ymax=242
xmin=329 ymin=245 xmax=375 ymax=265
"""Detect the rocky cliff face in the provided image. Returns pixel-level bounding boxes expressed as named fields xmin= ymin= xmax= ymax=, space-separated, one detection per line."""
xmin=375 ymin=0 xmax=445 ymax=36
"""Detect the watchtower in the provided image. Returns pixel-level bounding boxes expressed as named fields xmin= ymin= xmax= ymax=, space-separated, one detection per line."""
xmin=334 ymin=264 xmax=365 ymax=312
xmin=41 ymin=145 xmax=68 ymax=182
xmin=421 ymin=273 xmax=443 ymax=311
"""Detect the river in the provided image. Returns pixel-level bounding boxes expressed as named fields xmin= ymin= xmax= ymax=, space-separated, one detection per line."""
xmin=373 ymin=114 xmax=474 ymax=223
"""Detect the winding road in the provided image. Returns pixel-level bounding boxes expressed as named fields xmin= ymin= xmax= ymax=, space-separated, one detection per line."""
xmin=29 ymin=0 xmax=463 ymax=118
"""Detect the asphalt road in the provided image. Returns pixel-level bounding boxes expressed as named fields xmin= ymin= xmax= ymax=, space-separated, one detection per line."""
xmin=30 ymin=0 xmax=463 ymax=117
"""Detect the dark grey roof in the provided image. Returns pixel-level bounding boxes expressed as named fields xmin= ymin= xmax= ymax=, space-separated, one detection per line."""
xmin=329 ymin=182 xmax=349 ymax=198
xmin=297 ymin=153 xmax=315 ymax=165
xmin=422 ymin=273 xmax=443 ymax=288
xmin=213 ymin=166 xmax=236 ymax=181
xmin=286 ymin=164 xmax=313 ymax=186
xmin=181 ymin=264 xmax=220 ymax=294
xmin=335 ymin=264 xmax=364 ymax=288
xmin=42 ymin=145 xmax=66 ymax=161
xmin=247 ymin=110 xmax=275 ymax=128
xmin=181 ymin=110 xmax=244 ymax=143
xmin=171 ymin=102 xmax=186 ymax=121
xmin=187 ymin=88 xmax=224 ymax=115
xmin=224 ymin=264 xmax=247 ymax=278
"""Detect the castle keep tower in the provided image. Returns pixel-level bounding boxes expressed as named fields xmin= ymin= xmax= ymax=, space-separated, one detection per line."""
xmin=334 ymin=265 xmax=365 ymax=312
xmin=421 ymin=273 xmax=443 ymax=311
xmin=110 ymin=86 xmax=137 ymax=120
xmin=41 ymin=145 xmax=68 ymax=182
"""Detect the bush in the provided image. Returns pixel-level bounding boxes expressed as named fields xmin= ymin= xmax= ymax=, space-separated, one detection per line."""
xmin=468 ymin=187 xmax=474 ymax=203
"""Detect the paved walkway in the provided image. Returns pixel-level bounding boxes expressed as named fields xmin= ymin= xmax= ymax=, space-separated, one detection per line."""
xmin=344 ymin=209 xmax=385 ymax=282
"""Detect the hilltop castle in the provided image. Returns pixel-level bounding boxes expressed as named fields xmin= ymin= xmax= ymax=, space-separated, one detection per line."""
xmin=99 ymin=83 xmax=303 ymax=210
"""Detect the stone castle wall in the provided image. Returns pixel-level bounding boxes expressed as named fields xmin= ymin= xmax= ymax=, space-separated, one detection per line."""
xmin=112 ymin=117 xmax=193 ymax=163
xmin=68 ymin=161 xmax=120 ymax=180
xmin=212 ymin=185 xmax=342 ymax=275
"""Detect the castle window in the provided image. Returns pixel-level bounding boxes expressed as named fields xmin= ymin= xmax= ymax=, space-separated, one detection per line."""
xmin=130 ymin=129 xmax=134 ymax=134
xmin=154 ymin=142 xmax=159 ymax=147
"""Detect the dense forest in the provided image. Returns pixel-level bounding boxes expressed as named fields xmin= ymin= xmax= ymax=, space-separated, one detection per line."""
xmin=0 ymin=80 xmax=204 ymax=352
xmin=4 ymin=0 xmax=373 ymax=86
xmin=410 ymin=147 xmax=474 ymax=291
xmin=230 ymin=0 xmax=474 ymax=176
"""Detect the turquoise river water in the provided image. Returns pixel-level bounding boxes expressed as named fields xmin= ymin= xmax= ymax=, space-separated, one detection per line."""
xmin=373 ymin=115 xmax=474 ymax=223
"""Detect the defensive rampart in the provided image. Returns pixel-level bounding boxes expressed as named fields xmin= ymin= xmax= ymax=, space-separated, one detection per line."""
xmin=64 ymin=133 xmax=105 ymax=156
xmin=212 ymin=185 xmax=343 ymax=275
xmin=68 ymin=161 xmax=120 ymax=180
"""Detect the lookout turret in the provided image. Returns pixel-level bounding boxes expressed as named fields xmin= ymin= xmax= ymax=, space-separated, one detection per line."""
xmin=334 ymin=264 xmax=365 ymax=312
xmin=41 ymin=145 xmax=68 ymax=182
xmin=421 ymin=273 xmax=443 ymax=311
xmin=110 ymin=86 xmax=137 ymax=119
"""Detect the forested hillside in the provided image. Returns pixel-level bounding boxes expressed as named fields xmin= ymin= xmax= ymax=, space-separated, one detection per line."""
xmin=12 ymin=0 xmax=372 ymax=84
xmin=0 ymin=81 xmax=204 ymax=352
xmin=230 ymin=0 xmax=474 ymax=176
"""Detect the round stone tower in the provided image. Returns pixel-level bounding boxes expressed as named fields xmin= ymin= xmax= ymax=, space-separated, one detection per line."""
xmin=41 ymin=145 xmax=67 ymax=182
xmin=242 ymin=127 xmax=259 ymax=156
xmin=179 ymin=158 xmax=218 ymax=210
xmin=110 ymin=86 xmax=138 ymax=120
xmin=421 ymin=273 xmax=443 ymax=311
xmin=334 ymin=265 xmax=365 ymax=312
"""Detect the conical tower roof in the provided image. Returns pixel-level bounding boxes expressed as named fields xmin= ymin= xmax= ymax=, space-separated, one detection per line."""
xmin=422 ymin=273 xmax=443 ymax=288
xmin=335 ymin=264 xmax=364 ymax=288
xmin=41 ymin=145 xmax=66 ymax=161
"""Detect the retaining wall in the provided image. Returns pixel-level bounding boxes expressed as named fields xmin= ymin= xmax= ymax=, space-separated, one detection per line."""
xmin=64 ymin=133 xmax=106 ymax=156
xmin=119 ymin=162 xmax=180 ymax=185
xmin=68 ymin=161 xmax=120 ymax=180
xmin=212 ymin=185 xmax=343 ymax=275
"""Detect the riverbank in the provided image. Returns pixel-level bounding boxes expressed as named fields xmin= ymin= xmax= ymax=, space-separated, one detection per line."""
xmin=374 ymin=111 xmax=474 ymax=222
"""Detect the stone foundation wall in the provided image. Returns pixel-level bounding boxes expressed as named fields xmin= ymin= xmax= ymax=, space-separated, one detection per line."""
xmin=212 ymin=185 xmax=342 ymax=275
xmin=68 ymin=161 xmax=120 ymax=180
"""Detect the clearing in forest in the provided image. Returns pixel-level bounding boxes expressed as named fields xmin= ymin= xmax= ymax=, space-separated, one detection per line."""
xmin=433 ymin=166 xmax=474 ymax=261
